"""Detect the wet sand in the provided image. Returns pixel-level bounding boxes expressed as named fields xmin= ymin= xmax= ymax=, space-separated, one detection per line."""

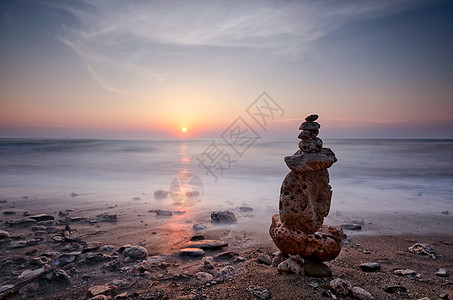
xmin=0 ymin=195 xmax=452 ymax=299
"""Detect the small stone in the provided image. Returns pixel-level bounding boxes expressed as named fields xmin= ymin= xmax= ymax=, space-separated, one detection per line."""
xmin=154 ymin=209 xmax=172 ymax=216
xmin=193 ymin=223 xmax=206 ymax=231
xmin=29 ymin=214 xmax=54 ymax=222
xmin=70 ymin=193 xmax=78 ymax=197
xmin=100 ymin=245 xmax=115 ymax=253
xmin=345 ymin=218 xmax=365 ymax=225
xmin=132 ymin=197 xmax=141 ymax=201
xmin=239 ymin=206 xmax=253 ymax=212
xmin=304 ymin=259 xmax=332 ymax=277
xmin=96 ymin=213 xmax=118 ymax=222
xmin=360 ymin=262 xmax=381 ymax=272
xmin=0 ymin=229 xmax=10 ymax=240
xmin=436 ymin=268 xmax=449 ymax=277
xmin=9 ymin=218 xmax=37 ymax=226
xmin=218 ymin=266 xmax=235 ymax=277
xmin=272 ymin=252 xmax=289 ymax=267
xmin=52 ymin=269 xmax=70 ymax=281
xmin=85 ymin=252 xmax=110 ymax=264
xmin=299 ymin=121 xmax=320 ymax=131
xmin=30 ymin=256 xmax=51 ymax=266
xmin=305 ymin=114 xmax=319 ymax=122
xmin=277 ymin=259 xmax=303 ymax=275
xmin=179 ymin=248 xmax=205 ymax=257
xmin=258 ymin=253 xmax=272 ymax=265
xmin=351 ymin=287 xmax=374 ymax=300
xmin=384 ymin=286 xmax=407 ymax=293
xmin=211 ymin=211 xmax=237 ymax=223
xmin=214 ymin=251 xmax=238 ymax=261
xmin=190 ymin=235 xmax=205 ymax=241
xmin=185 ymin=240 xmax=228 ymax=249
xmin=3 ymin=211 xmax=16 ymax=215
xmin=441 ymin=211 xmax=449 ymax=215
xmin=195 ymin=272 xmax=214 ymax=281
xmin=18 ymin=267 xmax=47 ymax=279
xmin=83 ymin=244 xmax=100 ymax=253
xmin=393 ymin=269 xmax=417 ymax=276
xmin=8 ymin=240 xmax=27 ymax=249
xmin=330 ymin=278 xmax=352 ymax=296
xmin=88 ymin=285 xmax=112 ymax=296
xmin=0 ymin=285 xmax=14 ymax=294
xmin=123 ymin=246 xmax=148 ymax=259
xmin=247 ymin=285 xmax=270 ymax=300
xmin=52 ymin=254 xmax=76 ymax=266
xmin=408 ymin=243 xmax=436 ymax=259
xmin=341 ymin=223 xmax=362 ymax=231
xmin=154 ymin=190 xmax=169 ymax=199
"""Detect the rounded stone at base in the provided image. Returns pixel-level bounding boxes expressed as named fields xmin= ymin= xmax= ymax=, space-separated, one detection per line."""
xmin=269 ymin=214 xmax=343 ymax=261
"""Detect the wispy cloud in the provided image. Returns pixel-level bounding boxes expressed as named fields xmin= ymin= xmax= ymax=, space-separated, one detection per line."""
xmin=49 ymin=0 xmax=429 ymax=94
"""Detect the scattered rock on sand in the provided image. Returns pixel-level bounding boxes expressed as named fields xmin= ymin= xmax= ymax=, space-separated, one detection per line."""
xmin=340 ymin=223 xmax=362 ymax=231
xmin=246 ymin=285 xmax=270 ymax=300
xmin=435 ymin=268 xmax=448 ymax=277
xmin=96 ymin=213 xmax=118 ymax=222
xmin=211 ymin=211 xmax=237 ymax=224
xmin=123 ymin=246 xmax=148 ymax=259
xmin=154 ymin=190 xmax=169 ymax=200
xmin=154 ymin=209 xmax=173 ymax=217
xmin=277 ymin=259 xmax=303 ymax=275
xmin=408 ymin=243 xmax=436 ymax=259
xmin=304 ymin=258 xmax=332 ymax=277
xmin=239 ymin=206 xmax=253 ymax=212
xmin=193 ymin=223 xmax=206 ymax=231
xmin=351 ymin=286 xmax=374 ymax=300
xmin=186 ymin=240 xmax=228 ymax=249
xmin=29 ymin=214 xmax=54 ymax=221
xmin=330 ymin=278 xmax=352 ymax=296
xmin=360 ymin=262 xmax=381 ymax=272
xmin=88 ymin=285 xmax=113 ymax=297
xmin=258 ymin=253 xmax=272 ymax=265
xmin=195 ymin=272 xmax=213 ymax=281
xmin=218 ymin=266 xmax=235 ymax=278
xmin=179 ymin=248 xmax=205 ymax=257
xmin=393 ymin=269 xmax=417 ymax=276
xmin=384 ymin=286 xmax=407 ymax=294
xmin=0 ymin=229 xmax=10 ymax=240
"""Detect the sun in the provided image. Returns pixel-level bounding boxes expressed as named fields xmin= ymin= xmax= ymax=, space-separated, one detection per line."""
xmin=182 ymin=127 xmax=187 ymax=133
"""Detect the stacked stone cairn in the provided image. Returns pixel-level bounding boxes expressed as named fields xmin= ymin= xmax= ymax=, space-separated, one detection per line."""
xmin=269 ymin=114 xmax=343 ymax=276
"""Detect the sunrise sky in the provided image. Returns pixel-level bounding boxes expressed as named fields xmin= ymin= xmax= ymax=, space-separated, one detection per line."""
xmin=1 ymin=0 xmax=452 ymax=138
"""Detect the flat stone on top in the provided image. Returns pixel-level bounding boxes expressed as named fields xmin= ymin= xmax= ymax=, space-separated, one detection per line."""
xmin=185 ymin=240 xmax=228 ymax=249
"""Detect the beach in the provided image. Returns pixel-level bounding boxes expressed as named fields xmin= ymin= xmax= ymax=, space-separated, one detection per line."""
xmin=1 ymin=139 xmax=452 ymax=299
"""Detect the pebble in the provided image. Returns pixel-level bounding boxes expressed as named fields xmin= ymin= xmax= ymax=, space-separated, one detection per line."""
xmin=190 ymin=235 xmax=205 ymax=241
xmin=122 ymin=246 xmax=148 ymax=259
xmin=29 ymin=214 xmax=54 ymax=222
xmin=154 ymin=209 xmax=173 ymax=217
xmin=246 ymin=285 xmax=270 ymax=300
xmin=210 ymin=211 xmax=237 ymax=223
xmin=351 ymin=286 xmax=374 ymax=300
xmin=52 ymin=269 xmax=70 ymax=281
xmin=100 ymin=245 xmax=115 ymax=253
xmin=340 ymin=223 xmax=362 ymax=231
xmin=277 ymin=259 xmax=303 ymax=275
xmin=85 ymin=252 xmax=110 ymax=264
xmin=96 ymin=213 xmax=118 ymax=222
xmin=18 ymin=266 xmax=47 ymax=279
xmin=186 ymin=240 xmax=228 ymax=249
xmin=272 ymin=252 xmax=289 ymax=267
xmin=132 ymin=197 xmax=141 ymax=201
xmin=83 ymin=244 xmax=100 ymax=253
xmin=0 ymin=229 xmax=10 ymax=240
xmin=394 ymin=269 xmax=417 ymax=276
xmin=239 ymin=206 xmax=253 ymax=212
xmin=193 ymin=223 xmax=206 ymax=231
xmin=408 ymin=243 xmax=436 ymax=259
xmin=385 ymin=286 xmax=407 ymax=293
xmin=435 ymin=268 xmax=449 ymax=277
xmin=154 ymin=190 xmax=169 ymax=199
xmin=218 ymin=266 xmax=235 ymax=277
xmin=330 ymin=278 xmax=352 ymax=296
xmin=360 ymin=262 xmax=381 ymax=272
xmin=195 ymin=272 xmax=214 ymax=281
xmin=0 ymin=285 xmax=14 ymax=294
xmin=9 ymin=218 xmax=37 ymax=226
xmin=304 ymin=259 xmax=332 ymax=277
xmin=88 ymin=285 xmax=113 ymax=296
xmin=441 ymin=211 xmax=449 ymax=215
xmin=214 ymin=251 xmax=238 ymax=261
xmin=8 ymin=240 xmax=27 ymax=249
xmin=179 ymin=248 xmax=205 ymax=257
xmin=258 ymin=253 xmax=272 ymax=265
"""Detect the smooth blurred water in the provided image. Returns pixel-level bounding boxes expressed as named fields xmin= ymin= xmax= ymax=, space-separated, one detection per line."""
xmin=0 ymin=138 xmax=452 ymax=215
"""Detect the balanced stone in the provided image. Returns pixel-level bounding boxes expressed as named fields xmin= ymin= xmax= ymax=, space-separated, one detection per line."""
xmin=298 ymin=138 xmax=323 ymax=153
xmin=305 ymin=114 xmax=319 ymax=122
xmin=299 ymin=121 xmax=320 ymax=131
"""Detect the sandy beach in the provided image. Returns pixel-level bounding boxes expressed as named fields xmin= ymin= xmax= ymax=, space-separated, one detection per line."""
xmin=1 ymin=195 xmax=452 ymax=300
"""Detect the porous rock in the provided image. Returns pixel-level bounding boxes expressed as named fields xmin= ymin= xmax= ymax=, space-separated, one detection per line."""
xmin=330 ymin=278 xmax=352 ymax=296
xmin=269 ymin=214 xmax=342 ymax=261
xmin=351 ymin=286 xmax=375 ymax=300
xmin=247 ymin=285 xmax=270 ymax=300
xmin=277 ymin=259 xmax=303 ymax=275
xmin=122 ymin=246 xmax=148 ymax=259
xmin=211 ymin=211 xmax=237 ymax=224
xmin=284 ymin=148 xmax=337 ymax=173
xmin=408 ymin=243 xmax=436 ymax=259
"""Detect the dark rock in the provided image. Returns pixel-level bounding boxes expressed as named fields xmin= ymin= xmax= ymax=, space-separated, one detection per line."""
xmin=441 ymin=211 xmax=449 ymax=215
xmin=218 ymin=265 xmax=235 ymax=277
xmin=239 ymin=206 xmax=253 ymax=212
xmin=83 ymin=244 xmax=100 ymax=253
xmin=154 ymin=190 xmax=169 ymax=200
xmin=345 ymin=218 xmax=365 ymax=225
xmin=190 ymin=235 xmax=205 ymax=241
xmin=214 ymin=251 xmax=238 ymax=261
xmin=385 ymin=286 xmax=407 ymax=293
xmin=173 ymin=210 xmax=185 ymax=215
xmin=155 ymin=209 xmax=172 ymax=217
xmin=11 ymin=255 xmax=27 ymax=264
xmin=85 ymin=253 xmax=110 ymax=264
xmin=179 ymin=248 xmax=205 ymax=257
xmin=102 ymin=258 xmax=122 ymax=271
xmin=30 ymin=256 xmax=51 ymax=266
xmin=117 ymin=245 xmax=132 ymax=253
xmin=58 ymin=210 xmax=70 ymax=217
xmin=211 ymin=211 xmax=237 ymax=224
xmin=193 ymin=224 xmax=206 ymax=231
xmin=360 ymin=262 xmax=381 ymax=272
xmin=272 ymin=252 xmax=289 ymax=267
xmin=341 ymin=223 xmax=362 ymax=231
xmin=8 ymin=218 xmax=37 ymax=226
xmin=393 ymin=269 xmax=417 ymax=276
xmin=29 ymin=214 xmax=54 ymax=222
xmin=3 ymin=211 xmax=16 ymax=215
xmin=25 ymin=249 xmax=38 ymax=256
xmin=185 ymin=240 xmax=228 ymax=249
xmin=304 ymin=259 xmax=332 ymax=277
xmin=52 ymin=254 xmax=76 ymax=267
xmin=305 ymin=114 xmax=319 ymax=122
xmin=96 ymin=213 xmax=118 ymax=222
xmin=247 ymin=285 xmax=270 ymax=300
xmin=63 ymin=216 xmax=87 ymax=223
xmin=440 ymin=293 xmax=449 ymax=299
xmin=51 ymin=269 xmax=70 ymax=282
xmin=0 ymin=229 xmax=10 ymax=240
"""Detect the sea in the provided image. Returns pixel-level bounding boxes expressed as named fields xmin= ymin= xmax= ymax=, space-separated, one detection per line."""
xmin=1 ymin=139 xmax=452 ymax=228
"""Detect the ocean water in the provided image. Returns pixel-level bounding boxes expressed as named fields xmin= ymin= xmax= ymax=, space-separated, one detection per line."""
xmin=0 ymin=138 xmax=452 ymax=218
